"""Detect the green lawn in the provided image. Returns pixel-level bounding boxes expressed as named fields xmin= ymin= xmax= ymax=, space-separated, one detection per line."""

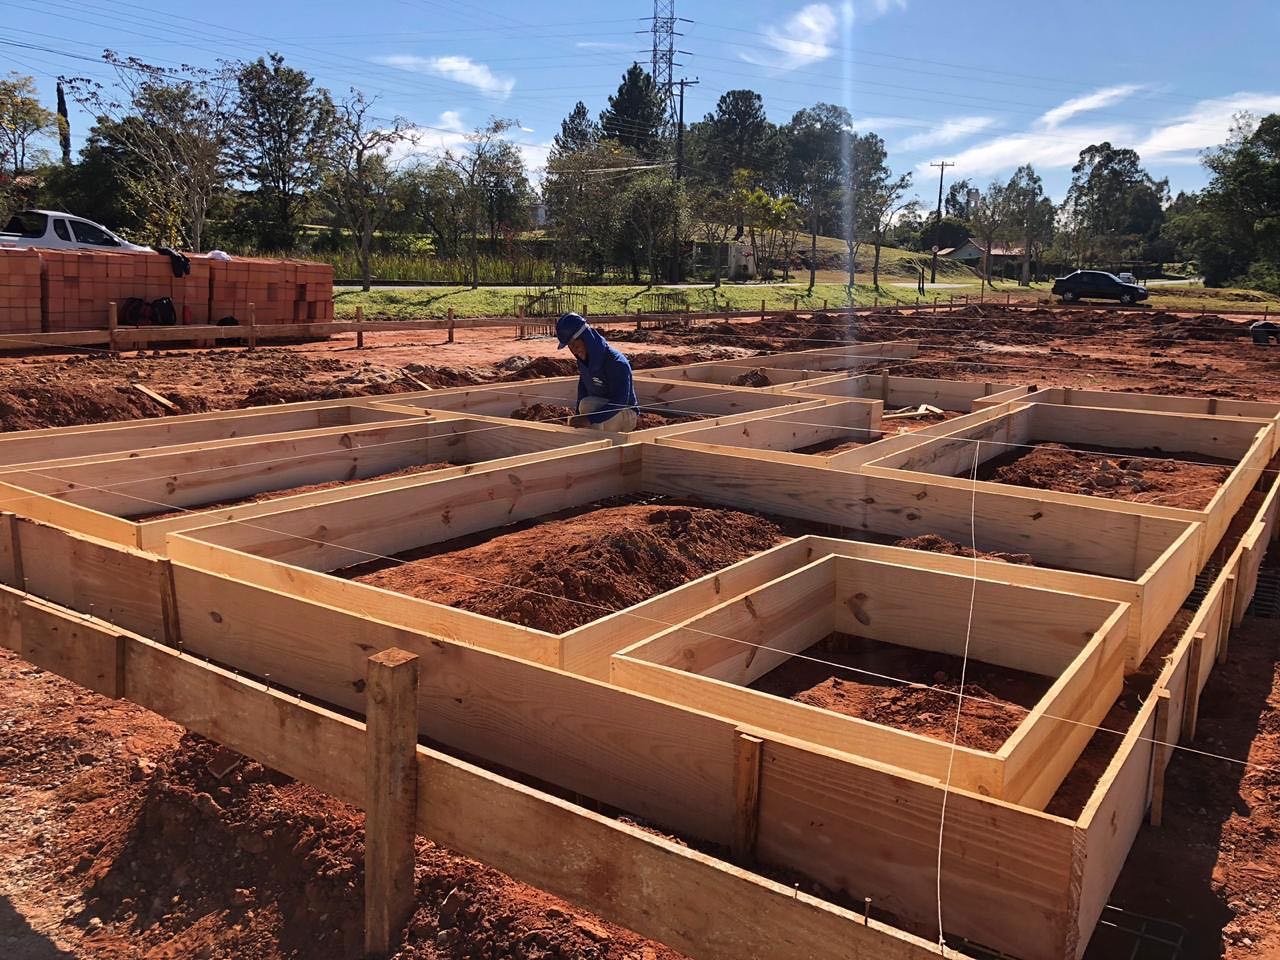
xmin=335 ymin=281 xmax=938 ymax=320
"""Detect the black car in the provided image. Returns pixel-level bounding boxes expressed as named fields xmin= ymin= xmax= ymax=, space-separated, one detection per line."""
xmin=1051 ymin=270 xmax=1149 ymax=305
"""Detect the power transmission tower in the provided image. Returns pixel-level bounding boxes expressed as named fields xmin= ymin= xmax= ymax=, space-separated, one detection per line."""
xmin=928 ymin=160 xmax=956 ymax=284
xmin=644 ymin=0 xmax=694 ymax=126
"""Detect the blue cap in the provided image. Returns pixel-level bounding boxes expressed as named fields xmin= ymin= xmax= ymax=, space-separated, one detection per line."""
xmin=556 ymin=312 xmax=589 ymax=349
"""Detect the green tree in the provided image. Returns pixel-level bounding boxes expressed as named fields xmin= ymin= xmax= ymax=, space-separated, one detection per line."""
xmin=543 ymin=141 xmax=633 ymax=280
xmin=842 ymin=131 xmax=909 ymax=290
xmin=232 ymin=53 xmax=335 ymax=249
xmin=1003 ymin=164 xmax=1055 ymax=285
xmin=944 ymin=177 xmax=974 ymax=219
xmin=65 ymin=54 xmax=237 ymax=249
xmin=553 ymin=101 xmax=600 ymax=155
xmin=690 ymin=185 xmax=735 ymax=286
xmin=599 ymin=64 xmax=666 ymax=160
xmin=618 ymin=170 xmax=685 ymax=283
xmin=479 ymin=139 xmax=533 ymax=244
xmin=325 ymin=89 xmax=413 ymax=290
xmin=440 ymin=118 xmax=523 ymax=289
xmin=37 ymin=118 xmax=140 ymax=233
xmin=55 ymin=81 xmax=71 ymax=167
xmin=0 ymin=72 xmax=56 ymax=178
xmin=969 ymin=180 xmax=1012 ymax=289
xmin=1063 ymin=142 xmax=1168 ymax=265
xmin=784 ymin=103 xmax=851 ymax=291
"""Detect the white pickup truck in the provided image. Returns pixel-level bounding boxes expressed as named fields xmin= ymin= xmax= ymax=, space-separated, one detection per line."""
xmin=0 ymin=209 xmax=152 ymax=252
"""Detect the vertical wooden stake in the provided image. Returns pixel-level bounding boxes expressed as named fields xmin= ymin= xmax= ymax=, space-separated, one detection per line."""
xmin=760 ymin=298 xmax=766 ymax=321
xmin=1219 ymin=573 xmax=1238 ymax=662
xmin=365 ymin=648 xmax=420 ymax=957
xmin=246 ymin=302 xmax=257 ymax=351
xmin=1149 ymin=688 xmax=1173 ymax=827
xmin=107 ymin=301 xmax=119 ymax=355
xmin=356 ymin=306 xmax=365 ymax=350
xmin=732 ymin=731 xmax=764 ymax=863
xmin=1 ymin=511 xmax=24 ymax=589
xmin=1183 ymin=632 xmax=1207 ymax=740
xmin=446 ymin=308 xmax=455 ymax=344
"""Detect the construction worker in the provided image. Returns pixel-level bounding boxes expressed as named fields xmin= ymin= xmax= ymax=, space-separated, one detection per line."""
xmin=555 ymin=312 xmax=639 ymax=431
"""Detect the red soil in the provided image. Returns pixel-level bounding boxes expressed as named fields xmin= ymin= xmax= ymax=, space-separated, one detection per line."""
xmin=729 ymin=367 xmax=772 ymax=387
xmin=893 ymin=533 xmax=1036 ymax=565
xmin=509 ymin=403 xmax=699 ymax=430
xmin=878 ymin=409 xmax=963 ymax=436
xmin=977 ymin=442 xmax=1234 ymax=510
xmin=751 ymin=633 xmax=1050 ymax=753
xmin=792 ymin=436 xmax=869 ymax=456
xmin=0 ymin=648 xmax=685 ymax=960
xmin=343 ymin=501 xmax=788 ymax=633
xmin=131 ymin=462 xmax=455 ymax=521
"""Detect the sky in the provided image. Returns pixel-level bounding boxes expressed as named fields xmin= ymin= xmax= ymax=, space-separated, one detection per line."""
xmin=4 ymin=0 xmax=1280 ymax=207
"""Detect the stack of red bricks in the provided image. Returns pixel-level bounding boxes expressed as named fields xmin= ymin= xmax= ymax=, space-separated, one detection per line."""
xmin=209 ymin=257 xmax=335 ymax=325
xmin=0 ymin=250 xmax=332 ymax=334
xmin=0 ymin=249 xmax=43 ymax=334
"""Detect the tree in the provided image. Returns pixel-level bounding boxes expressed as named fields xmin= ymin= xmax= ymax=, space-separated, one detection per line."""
xmin=743 ymin=188 xmax=801 ymax=281
xmin=1003 ymin=164 xmax=1055 ymax=285
xmin=842 ymin=131 xmax=908 ymax=290
xmin=65 ymin=54 xmax=237 ymax=249
xmin=232 ymin=53 xmax=335 ymax=249
xmin=0 ymin=72 xmax=56 ymax=178
xmin=599 ymin=64 xmax=666 ymax=160
xmin=325 ymin=89 xmax=413 ymax=291
xmin=968 ymin=180 xmax=1011 ymax=289
xmin=37 ymin=118 xmax=140 ymax=233
xmin=691 ymin=185 xmax=735 ymax=286
xmin=618 ymin=170 xmax=685 ymax=283
xmin=944 ymin=177 xmax=974 ymax=219
xmin=55 ymin=81 xmax=71 ymax=166
xmin=694 ymin=89 xmax=773 ymax=186
xmin=543 ymin=141 xmax=633 ymax=281
xmin=784 ymin=103 xmax=851 ymax=291
xmin=479 ymin=139 xmax=533 ymax=244
xmin=440 ymin=118 xmax=522 ymax=289
xmin=1063 ymin=142 xmax=1168 ymax=265
xmin=553 ymin=101 xmax=599 ymax=155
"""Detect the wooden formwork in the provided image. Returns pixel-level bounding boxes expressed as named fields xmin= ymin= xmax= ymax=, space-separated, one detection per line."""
xmin=363 ymin=377 xmax=827 ymax=441
xmin=160 ymin=444 xmax=1199 ymax=683
xmin=3 ymin=465 xmax=1273 ymax=960
xmin=612 ymin=550 xmax=1130 ymax=808
xmin=862 ymin=403 xmax=1275 ymax=573
xmin=0 ymin=399 xmax=431 ymax=471
xmin=632 ymin=341 xmax=921 ymax=391
xmin=975 ymin=386 xmax=1280 ymax=452
xmin=785 ymin=371 xmax=1031 ymax=409
xmin=0 ymin=418 xmax=608 ymax=551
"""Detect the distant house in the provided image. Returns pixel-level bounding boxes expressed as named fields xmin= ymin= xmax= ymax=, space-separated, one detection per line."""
xmin=941 ymin=239 xmax=1024 ymax=267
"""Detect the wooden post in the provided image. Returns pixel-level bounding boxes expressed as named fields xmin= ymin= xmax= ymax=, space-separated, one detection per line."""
xmin=1219 ymin=573 xmax=1238 ymax=662
xmin=1 ymin=511 xmax=24 ymax=589
xmin=356 ymin=306 xmax=365 ymax=350
xmin=761 ymin=299 xmax=766 ymax=321
xmin=1183 ymin=632 xmax=1207 ymax=740
xmin=1149 ymin=688 xmax=1173 ymax=827
xmin=446 ymin=308 xmax=455 ymax=344
xmin=365 ymin=648 xmax=420 ymax=957
xmin=107 ymin=301 xmax=119 ymax=355
xmin=822 ymin=299 xmax=827 ymax=311
xmin=246 ymin=302 xmax=257 ymax=351
xmin=732 ymin=731 xmax=763 ymax=863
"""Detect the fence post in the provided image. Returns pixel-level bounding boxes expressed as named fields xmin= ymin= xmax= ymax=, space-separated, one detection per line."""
xmin=446 ymin=308 xmax=455 ymax=344
xmin=364 ymin=648 xmax=420 ymax=957
xmin=107 ymin=301 xmax=119 ymax=355
xmin=356 ymin=306 xmax=365 ymax=349
xmin=761 ymin=298 xmax=766 ymax=321
xmin=247 ymin=302 xmax=257 ymax=351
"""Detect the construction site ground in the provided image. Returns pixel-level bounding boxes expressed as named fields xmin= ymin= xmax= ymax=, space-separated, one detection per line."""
xmin=0 ymin=304 xmax=1277 ymax=959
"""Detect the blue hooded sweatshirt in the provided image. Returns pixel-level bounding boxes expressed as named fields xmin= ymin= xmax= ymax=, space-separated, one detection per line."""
xmin=556 ymin=314 xmax=638 ymax=424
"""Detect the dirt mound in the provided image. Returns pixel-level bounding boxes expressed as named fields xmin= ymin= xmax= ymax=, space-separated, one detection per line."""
xmin=729 ymin=367 xmax=772 ymax=387
xmin=500 ymin=355 xmax=578 ymax=380
xmin=633 ymin=410 xmax=699 ymax=429
xmin=751 ymin=633 xmax=1049 ymax=753
xmin=0 ymin=382 xmax=208 ymax=431
xmin=979 ymin=442 xmax=1231 ymax=510
xmin=1149 ymin=312 xmax=1249 ymax=343
xmin=346 ymin=502 xmax=787 ymax=633
xmin=242 ymin=379 xmax=419 ymax=406
xmin=510 ymin=402 xmax=574 ymax=424
xmin=894 ymin=533 xmax=1035 ymax=565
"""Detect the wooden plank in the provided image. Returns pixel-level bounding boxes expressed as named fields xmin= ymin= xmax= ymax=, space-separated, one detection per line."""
xmin=732 ymin=731 xmax=763 ymax=863
xmin=364 ymin=649 xmax=420 ymax=957
xmin=133 ymin=383 xmax=178 ymax=412
xmin=756 ymin=736 xmax=1079 ymax=960
xmin=1183 ymin=632 xmax=1207 ymax=740
xmin=1148 ymin=689 xmax=1174 ymax=827
xmin=170 ymin=563 xmax=738 ymax=843
xmin=15 ymin=596 xmax=125 ymax=697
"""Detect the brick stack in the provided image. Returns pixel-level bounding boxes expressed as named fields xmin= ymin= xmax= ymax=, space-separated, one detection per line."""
xmin=0 ymin=250 xmax=332 ymax=334
xmin=0 ymin=248 xmax=43 ymax=334
xmin=209 ymin=257 xmax=334 ymax=325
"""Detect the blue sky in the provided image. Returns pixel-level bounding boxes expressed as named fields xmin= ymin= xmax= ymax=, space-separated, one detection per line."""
xmin=4 ymin=0 xmax=1280 ymax=205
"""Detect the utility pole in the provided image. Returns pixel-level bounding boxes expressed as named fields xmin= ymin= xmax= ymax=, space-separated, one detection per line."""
xmin=670 ymin=76 xmax=699 ymax=283
xmin=928 ymin=160 xmax=955 ymax=284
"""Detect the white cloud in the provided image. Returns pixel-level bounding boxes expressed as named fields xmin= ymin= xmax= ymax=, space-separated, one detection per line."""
xmin=1135 ymin=92 xmax=1280 ymax=159
xmin=899 ymin=116 xmax=997 ymax=151
xmin=850 ymin=115 xmax=921 ymax=131
xmin=868 ymin=0 xmax=907 ymax=12
xmin=575 ymin=41 xmax=629 ymax=50
xmin=932 ymin=123 xmax=1133 ymax=179
xmin=742 ymin=3 xmax=839 ymax=70
xmin=376 ymin=54 xmax=515 ymax=99
xmin=1038 ymin=84 xmax=1144 ymax=129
